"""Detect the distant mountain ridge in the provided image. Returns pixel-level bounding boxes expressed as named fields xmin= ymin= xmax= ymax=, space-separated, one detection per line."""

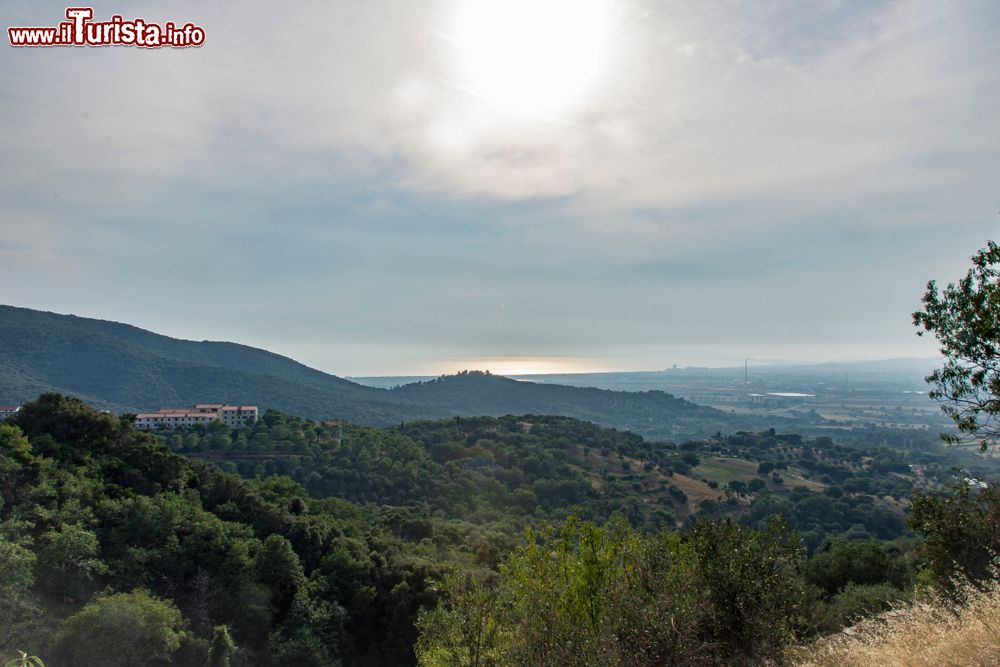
xmin=350 ymin=358 xmax=939 ymax=391
xmin=0 ymin=305 xmax=437 ymax=423
xmin=0 ymin=305 xmax=757 ymax=439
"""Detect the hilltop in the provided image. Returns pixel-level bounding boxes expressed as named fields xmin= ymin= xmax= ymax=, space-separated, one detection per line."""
xmin=0 ymin=305 xmax=428 ymax=423
xmin=0 ymin=305 xmax=754 ymax=439
xmin=387 ymin=370 xmax=742 ymax=438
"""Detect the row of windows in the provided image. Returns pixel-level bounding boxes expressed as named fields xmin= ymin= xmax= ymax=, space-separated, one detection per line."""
xmin=136 ymin=416 xmax=258 ymax=427
xmin=139 ymin=418 xmax=256 ymax=422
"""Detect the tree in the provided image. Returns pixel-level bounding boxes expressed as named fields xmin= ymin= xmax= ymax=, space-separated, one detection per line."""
xmin=50 ymin=590 xmax=186 ymax=667
xmin=803 ymin=540 xmax=912 ymax=596
xmin=909 ymin=483 xmax=1000 ymax=588
xmin=254 ymin=534 xmax=304 ymax=618
xmin=35 ymin=524 xmax=107 ymax=602
xmin=914 ymin=241 xmax=1000 ymax=449
xmin=416 ymin=516 xmax=807 ymax=666
xmin=263 ymin=592 xmax=341 ymax=667
xmin=207 ymin=625 xmax=236 ymax=667
xmin=415 ymin=572 xmax=502 ymax=667
xmin=0 ymin=536 xmax=39 ymax=652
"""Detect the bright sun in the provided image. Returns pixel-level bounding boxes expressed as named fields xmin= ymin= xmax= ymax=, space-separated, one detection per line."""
xmin=452 ymin=0 xmax=609 ymax=116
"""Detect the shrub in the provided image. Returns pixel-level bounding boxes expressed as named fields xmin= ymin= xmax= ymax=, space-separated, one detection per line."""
xmin=49 ymin=590 xmax=186 ymax=667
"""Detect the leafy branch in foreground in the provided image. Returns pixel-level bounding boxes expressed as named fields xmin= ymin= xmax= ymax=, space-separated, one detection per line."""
xmin=914 ymin=240 xmax=1000 ymax=449
xmin=3 ymin=651 xmax=44 ymax=667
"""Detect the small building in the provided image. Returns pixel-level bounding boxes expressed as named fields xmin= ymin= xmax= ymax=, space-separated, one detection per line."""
xmin=218 ymin=405 xmax=259 ymax=428
xmin=0 ymin=405 xmax=21 ymax=421
xmin=192 ymin=403 xmax=225 ymax=414
xmin=134 ymin=403 xmax=258 ymax=431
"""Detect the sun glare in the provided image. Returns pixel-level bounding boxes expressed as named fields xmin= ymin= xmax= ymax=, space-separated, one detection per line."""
xmin=451 ymin=0 xmax=609 ymax=116
xmin=439 ymin=357 xmax=611 ymax=376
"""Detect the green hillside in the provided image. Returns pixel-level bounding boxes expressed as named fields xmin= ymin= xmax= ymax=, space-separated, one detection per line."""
xmin=0 ymin=305 xmax=426 ymax=422
xmin=169 ymin=409 xmax=993 ymax=551
xmin=0 ymin=305 xmax=758 ymax=439
xmin=1 ymin=394 xmax=448 ymax=665
xmin=386 ymin=370 xmax=750 ymax=438
xmin=4 ymin=394 xmax=996 ymax=666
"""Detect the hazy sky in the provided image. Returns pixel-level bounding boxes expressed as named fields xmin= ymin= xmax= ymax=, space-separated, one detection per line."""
xmin=2 ymin=0 xmax=998 ymax=375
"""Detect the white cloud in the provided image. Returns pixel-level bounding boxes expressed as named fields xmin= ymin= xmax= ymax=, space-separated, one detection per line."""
xmin=2 ymin=0 xmax=996 ymax=215
xmin=0 ymin=0 xmax=997 ymax=373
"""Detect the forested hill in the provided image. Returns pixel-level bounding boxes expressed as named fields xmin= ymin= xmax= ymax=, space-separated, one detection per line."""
xmin=387 ymin=371 xmax=746 ymax=438
xmin=0 ymin=305 xmax=759 ymax=439
xmin=1 ymin=394 xmax=446 ymax=665
xmin=0 ymin=304 xmax=428 ymax=424
xmin=3 ymin=395 xmax=995 ymax=665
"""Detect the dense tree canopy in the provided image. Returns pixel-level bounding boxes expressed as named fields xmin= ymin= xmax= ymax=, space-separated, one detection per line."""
xmin=1 ymin=395 xmax=447 ymax=665
xmin=417 ymin=516 xmax=808 ymax=666
xmin=0 ymin=393 xmax=993 ymax=665
xmin=156 ymin=411 xmax=979 ymax=554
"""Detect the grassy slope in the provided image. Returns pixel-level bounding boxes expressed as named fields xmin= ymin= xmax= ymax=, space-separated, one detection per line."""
xmin=793 ymin=580 xmax=1000 ymax=666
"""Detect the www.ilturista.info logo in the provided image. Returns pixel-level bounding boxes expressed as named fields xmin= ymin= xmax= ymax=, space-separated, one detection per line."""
xmin=8 ymin=7 xmax=205 ymax=48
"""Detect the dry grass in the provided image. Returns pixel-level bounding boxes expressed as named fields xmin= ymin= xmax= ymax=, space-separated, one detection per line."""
xmin=793 ymin=579 xmax=1000 ymax=667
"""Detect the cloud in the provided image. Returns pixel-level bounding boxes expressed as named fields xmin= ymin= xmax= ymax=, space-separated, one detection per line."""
xmin=0 ymin=0 xmax=996 ymax=373
xmin=3 ymin=1 xmax=996 ymax=217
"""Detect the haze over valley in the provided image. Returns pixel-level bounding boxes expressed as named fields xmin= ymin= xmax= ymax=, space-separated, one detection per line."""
xmin=3 ymin=0 xmax=1000 ymax=665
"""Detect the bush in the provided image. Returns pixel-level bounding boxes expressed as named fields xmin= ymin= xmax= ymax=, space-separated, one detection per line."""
xmin=49 ymin=590 xmax=186 ymax=667
xmin=804 ymin=540 xmax=912 ymax=596
xmin=814 ymin=583 xmax=908 ymax=633
xmin=909 ymin=483 xmax=1000 ymax=589
xmin=417 ymin=516 xmax=807 ymax=666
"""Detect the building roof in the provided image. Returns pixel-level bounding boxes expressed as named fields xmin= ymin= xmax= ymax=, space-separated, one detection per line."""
xmin=0 ymin=405 xmax=20 ymax=411
xmin=136 ymin=412 xmax=217 ymax=419
xmin=135 ymin=404 xmax=259 ymax=423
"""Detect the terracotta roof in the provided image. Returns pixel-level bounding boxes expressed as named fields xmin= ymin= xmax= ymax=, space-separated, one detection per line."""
xmin=136 ymin=404 xmax=258 ymax=423
xmin=136 ymin=412 xmax=216 ymax=419
xmin=0 ymin=405 xmax=19 ymax=411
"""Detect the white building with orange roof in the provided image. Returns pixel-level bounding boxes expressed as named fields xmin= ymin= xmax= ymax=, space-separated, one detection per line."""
xmin=0 ymin=405 xmax=21 ymax=421
xmin=134 ymin=403 xmax=258 ymax=430
xmin=192 ymin=403 xmax=225 ymax=413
